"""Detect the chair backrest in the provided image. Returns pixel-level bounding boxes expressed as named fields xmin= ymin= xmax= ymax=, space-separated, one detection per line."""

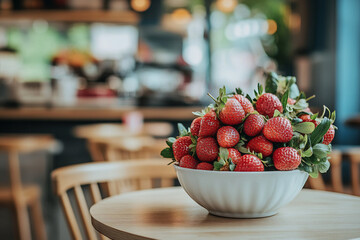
xmin=104 ymin=138 xmax=167 ymax=161
xmin=0 ymin=135 xmax=55 ymax=200
xmin=73 ymin=122 xmax=173 ymax=139
xmin=73 ymin=123 xmax=172 ymax=162
xmin=51 ymin=159 xmax=177 ymax=240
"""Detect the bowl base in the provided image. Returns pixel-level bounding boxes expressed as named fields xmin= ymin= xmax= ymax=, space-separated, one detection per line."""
xmin=209 ymin=210 xmax=278 ymax=219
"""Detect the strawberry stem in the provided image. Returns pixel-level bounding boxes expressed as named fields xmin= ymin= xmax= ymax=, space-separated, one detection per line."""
xmin=306 ymin=95 xmax=316 ymax=102
xmin=207 ymin=93 xmax=218 ymax=103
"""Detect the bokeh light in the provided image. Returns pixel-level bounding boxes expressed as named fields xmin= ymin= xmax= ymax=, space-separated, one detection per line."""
xmin=216 ymin=0 xmax=237 ymax=13
xmin=131 ymin=0 xmax=151 ymax=12
xmin=267 ymin=19 xmax=277 ymax=35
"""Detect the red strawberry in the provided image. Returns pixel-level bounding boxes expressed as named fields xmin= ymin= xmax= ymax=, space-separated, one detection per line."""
xmin=228 ymin=148 xmax=241 ymax=165
xmin=263 ymin=117 xmax=293 ymax=143
xmin=217 ymin=126 xmax=240 ymax=148
xmin=196 ymin=137 xmax=219 ymax=162
xmin=179 ymin=155 xmax=198 ymax=169
xmin=287 ymin=98 xmax=296 ymax=105
xmin=256 ymin=93 xmax=283 ymax=117
xmin=190 ymin=117 xmax=201 ymax=136
xmin=172 ymin=136 xmax=192 ymax=162
xmin=199 ymin=111 xmax=220 ymax=137
xmin=273 ymin=147 xmax=301 ymax=171
xmin=196 ymin=162 xmax=213 ymax=170
xmin=322 ymin=125 xmax=335 ymax=145
xmin=232 ymin=94 xmax=254 ymax=114
xmin=243 ymin=114 xmax=265 ymax=136
xmin=234 ymin=155 xmax=264 ymax=172
xmin=247 ymin=135 xmax=273 ymax=157
xmin=219 ymin=99 xmax=245 ymax=125
xmin=299 ymin=114 xmax=317 ymax=125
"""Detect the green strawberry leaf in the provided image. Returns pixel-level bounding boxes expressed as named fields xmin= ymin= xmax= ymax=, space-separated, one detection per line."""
xmin=292 ymin=99 xmax=309 ymax=110
xmin=219 ymin=147 xmax=229 ymax=160
xmin=301 ymin=147 xmax=313 ymax=157
xmin=235 ymin=88 xmax=244 ymax=95
xmin=289 ymin=80 xmax=300 ymax=98
xmin=265 ymin=71 xmax=278 ymax=94
xmin=258 ymin=83 xmax=264 ymax=95
xmin=313 ymin=143 xmax=331 ymax=159
xmin=273 ymin=109 xmax=282 ymax=117
xmin=291 ymin=117 xmax=303 ymax=124
xmin=309 ymin=170 xmax=319 ymax=178
xmin=289 ymin=132 xmax=301 ymax=148
xmin=161 ymin=148 xmax=174 ymax=159
xmin=261 ymin=157 xmax=274 ymax=167
xmin=235 ymin=142 xmax=250 ymax=154
xmin=245 ymin=94 xmax=253 ymax=103
xmin=318 ymin=160 xmax=330 ymax=173
xmin=281 ymin=89 xmax=289 ymax=112
xmin=214 ymin=160 xmax=225 ymax=171
xmin=293 ymin=122 xmax=315 ymax=134
xmin=192 ymin=111 xmax=204 ymax=117
xmin=166 ymin=137 xmax=176 ymax=148
xmin=310 ymin=117 xmax=331 ymax=146
xmin=304 ymin=154 xmax=320 ymax=164
xmin=298 ymin=162 xmax=313 ymax=173
xmin=178 ymin=123 xmax=188 ymax=137
xmin=330 ymin=110 xmax=336 ymax=122
xmin=310 ymin=113 xmax=318 ymax=120
xmin=229 ymin=162 xmax=236 ymax=171
xmin=299 ymin=134 xmax=308 ymax=149
xmin=296 ymin=111 xmax=311 ymax=117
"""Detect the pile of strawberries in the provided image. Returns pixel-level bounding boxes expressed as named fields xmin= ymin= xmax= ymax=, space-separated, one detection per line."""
xmin=161 ymin=72 xmax=336 ymax=177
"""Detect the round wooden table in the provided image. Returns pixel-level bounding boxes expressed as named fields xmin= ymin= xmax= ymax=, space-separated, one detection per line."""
xmin=90 ymin=187 xmax=360 ymax=240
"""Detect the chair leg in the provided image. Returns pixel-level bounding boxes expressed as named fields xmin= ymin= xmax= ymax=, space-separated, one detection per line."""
xmin=14 ymin=202 xmax=32 ymax=240
xmin=29 ymin=198 xmax=47 ymax=240
xmin=350 ymin=161 xmax=360 ymax=196
xmin=308 ymin=175 xmax=326 ymax=191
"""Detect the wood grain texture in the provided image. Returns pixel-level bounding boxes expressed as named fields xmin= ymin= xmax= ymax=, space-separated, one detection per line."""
xmin=90 ymin=187 xmax=360 ymax=240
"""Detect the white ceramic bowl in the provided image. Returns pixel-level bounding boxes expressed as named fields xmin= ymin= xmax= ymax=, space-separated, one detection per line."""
xmin=174 ymin=165 xmax=308 ymax=218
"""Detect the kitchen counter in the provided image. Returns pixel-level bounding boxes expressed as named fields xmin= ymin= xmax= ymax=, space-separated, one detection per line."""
xmin=0 ymin=106 xmax=201 ymax=121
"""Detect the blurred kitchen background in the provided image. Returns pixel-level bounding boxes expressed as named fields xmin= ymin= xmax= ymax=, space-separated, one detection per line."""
xmin=0 ymin=0 xmax=359 ymax=239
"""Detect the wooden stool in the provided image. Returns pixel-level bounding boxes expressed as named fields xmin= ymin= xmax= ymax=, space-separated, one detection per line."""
xmin=0 ymin=135 xmax=56 ymax=240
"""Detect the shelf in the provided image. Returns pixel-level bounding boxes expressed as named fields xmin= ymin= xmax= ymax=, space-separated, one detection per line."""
xmin=0 ymin=10 xmax=139 ymax=24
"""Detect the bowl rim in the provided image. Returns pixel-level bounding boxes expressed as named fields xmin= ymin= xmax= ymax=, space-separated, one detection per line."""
xmin=173 ymin=164 xmax=306 ymax=175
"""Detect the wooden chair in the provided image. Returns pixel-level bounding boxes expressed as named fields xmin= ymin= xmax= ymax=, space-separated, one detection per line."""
xmin=73 ymin=122 xmax=172 ymax=162
xmin=307 ymin=150 xmax=343 ymax=193
xmin=73 ymin=122 xmax=173 ymax=139
xmin=0 ymin=135 xmax=56 ymax=240
xmin=51 ymin=159 xmax=177 ymax=240
xmin=102 ymin=137 xmax=167 ymax=161
xmin=346 ymin=148 xmax=360 ymax=196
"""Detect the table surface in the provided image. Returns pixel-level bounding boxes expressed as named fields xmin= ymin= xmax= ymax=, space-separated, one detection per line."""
xmin=90 ymin=187 xmax=360 ymax=240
